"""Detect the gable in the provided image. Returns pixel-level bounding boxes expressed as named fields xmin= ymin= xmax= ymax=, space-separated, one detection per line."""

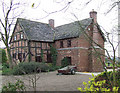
xmin=10 ymin=22 xmax=27 ymax=43
xmin=18 ymin=18 xmax=55 ymax=42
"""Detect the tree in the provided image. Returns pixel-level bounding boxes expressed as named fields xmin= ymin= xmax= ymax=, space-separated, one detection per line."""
xmin=0 ymin=0 xmax=25 ymax=68
xmin=74 ymin=14 xmax=118 ymax=88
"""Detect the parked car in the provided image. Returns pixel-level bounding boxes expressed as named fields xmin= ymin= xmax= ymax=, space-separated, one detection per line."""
xmin=57 ymin=65 xmax=77 ymax=75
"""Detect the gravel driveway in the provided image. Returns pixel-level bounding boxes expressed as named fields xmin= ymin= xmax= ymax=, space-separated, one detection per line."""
xmin=2 ymin=71 xmax=93 ymax=91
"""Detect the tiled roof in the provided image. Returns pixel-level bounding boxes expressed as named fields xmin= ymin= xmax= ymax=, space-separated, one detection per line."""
xmin=55 ymin=18 xmax=93 ymax=40
xmin=17 ymin=18 xmax=93 ymax=42
xmin=18 ymin=18 xmax=55 ymax=42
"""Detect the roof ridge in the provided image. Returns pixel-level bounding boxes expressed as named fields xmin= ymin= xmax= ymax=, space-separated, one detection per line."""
xmin=56 ymin=18 xmax=93 ymax=28
xmin=17 ymin=18 xmax=48 ymax=25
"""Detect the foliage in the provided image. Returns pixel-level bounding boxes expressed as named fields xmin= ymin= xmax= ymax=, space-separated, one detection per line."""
xmin=0 ymin=49 xmax=7 ymax=64
xmin=2 ymin=79 xmax=26 ymax=91
xmin=61 ymin=57 xmax=70 ymax=68
xmin=2 ymin=62 xmax=9 ymax=69
xmin=41 ymin=49 xmax=45 ymax=63
xmin=78 ymin=72 xmax=120 ymax=92
xmin=2 ymin=62 xmax=61 ymax=75
xmin=2 ymin=68 xmax=13 ymax=75
xmin=94 ymin=71 xmax=120 ymax=90
xmin=50 ymin=45 xmax=57 ymax=66
xmin=78 ymin=80 xmax=119 ymax=92
xmin=12 ymin=62 xmax=49 ymax=75
xmin=48 ymin=65 xmax=61 ymax=71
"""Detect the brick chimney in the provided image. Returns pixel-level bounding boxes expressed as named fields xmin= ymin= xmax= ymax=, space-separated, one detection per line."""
xmin=49 ymin=19 xmax=54 ymax=28
xmin=89 ymin=9 xmax=97 ymax=23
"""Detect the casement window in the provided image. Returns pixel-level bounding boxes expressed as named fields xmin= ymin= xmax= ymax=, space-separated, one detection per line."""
xmin=35 ymin=56 xmax=42 ymax=62
xmin=60 ymin=41 xmax=63 ymax=48
xmin=67 ymin=40 xmax=71 ymax=47
xmin=13 ymin=53 xmax=16 ymax=59
xmin=20 ymin=33 xmax=24 ymax=39
xmin=14 ymin=35 xmax=17 ymax=40
xmin=47 ymin=54 xmax=52 ymax=63
xmin=23 ymin=53 xmax=25 ymax=59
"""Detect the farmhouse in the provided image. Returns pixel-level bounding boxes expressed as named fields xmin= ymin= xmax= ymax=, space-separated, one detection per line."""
xmin=10 ymin=10 xmax=105 ymax=72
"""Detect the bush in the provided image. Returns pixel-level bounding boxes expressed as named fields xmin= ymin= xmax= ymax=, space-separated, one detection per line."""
xmin=1 ymin=49 xmax=7 ymax=64
xmin=93 ymin=71 xmax=120 ymax=90
xmin=48 ymin=65 xmax=61 ymax=71
xmin=2 ymin=79 xmax=26 ymax=91
xmin=88 ymin=71 xmax=120 ymax=91
xmin=2 ymin=62 xmax=9 ymax=69
xmin=12 ymin=62 xmax=49 ymax=75
xmin=61 ymin=57 xmax=70 ymax=68
xmin=78 ymin=73 xmax=119 ymax=92
xmin=2 ymin=68 xmax=13 ymax=75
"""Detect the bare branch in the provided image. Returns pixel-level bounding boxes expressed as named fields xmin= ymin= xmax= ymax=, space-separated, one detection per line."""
xmin=40 ymin=0 xmax=74 ymax=19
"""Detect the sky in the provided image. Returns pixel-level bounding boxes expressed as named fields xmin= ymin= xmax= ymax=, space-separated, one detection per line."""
xmin=0 ymin=0 xmax=118 ymax=56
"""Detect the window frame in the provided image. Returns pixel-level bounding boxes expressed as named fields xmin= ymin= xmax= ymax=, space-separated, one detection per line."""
xmin=20 ymin=33 xmax=24 ymax=39
xmin=14 ymin=35 xmax=17 ymax=40
xmin=13 ymin=53 xmax=16 ymax=59
xmin=60 ymin=41 xmax=64 ymax=48
xmin=67 ymin=39 xmax=71 ymax=47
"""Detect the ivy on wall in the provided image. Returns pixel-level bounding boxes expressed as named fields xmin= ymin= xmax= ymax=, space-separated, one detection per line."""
xmin=50 ymin=44 xmax=57 ymax=66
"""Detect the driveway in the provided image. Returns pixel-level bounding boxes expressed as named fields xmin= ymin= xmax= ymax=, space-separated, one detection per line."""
xmin=2 ymin=71 xmax=93 ymax=91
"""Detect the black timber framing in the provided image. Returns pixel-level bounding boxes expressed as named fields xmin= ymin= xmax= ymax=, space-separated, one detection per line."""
xmin=28 ymin=41 xmax=31 ymax=62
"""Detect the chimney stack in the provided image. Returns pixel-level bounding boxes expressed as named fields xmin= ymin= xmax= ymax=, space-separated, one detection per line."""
xmin=89 ymin=9 xmax=97 ymax=23
xmin=49 ymin=19 xmax=54 ymax=28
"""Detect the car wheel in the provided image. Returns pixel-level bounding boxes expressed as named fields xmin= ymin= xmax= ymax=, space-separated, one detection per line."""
xmin=71 ymin=69 xmax=76 ymax=75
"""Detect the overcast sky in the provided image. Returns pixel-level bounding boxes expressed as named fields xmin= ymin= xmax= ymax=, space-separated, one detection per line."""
xmin=23 ymin=0 xmax=117 ymax=29
xmin=0 ymin=0 xmax=118 ymax=56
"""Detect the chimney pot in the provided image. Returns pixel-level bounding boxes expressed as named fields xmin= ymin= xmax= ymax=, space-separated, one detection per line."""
xmin=49 ymin=19 xmax=54 ymax=28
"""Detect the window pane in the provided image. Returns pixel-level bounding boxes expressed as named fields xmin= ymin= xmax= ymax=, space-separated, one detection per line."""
xmin=67 ymin=40 xmax=71 ymax=47
xmin=60 ymin=41 xmax=63 ymax=48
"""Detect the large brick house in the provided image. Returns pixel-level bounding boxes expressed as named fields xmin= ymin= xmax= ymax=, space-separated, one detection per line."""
xmin=10 ymin=10 xmax=105 ymax=72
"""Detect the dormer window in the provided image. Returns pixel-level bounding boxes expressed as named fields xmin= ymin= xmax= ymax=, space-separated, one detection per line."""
xmin=21 ymin=33 xmax=23 ymax=39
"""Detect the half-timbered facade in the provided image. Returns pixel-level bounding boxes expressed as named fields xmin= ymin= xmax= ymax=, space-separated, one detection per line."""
xmin=10 ymin=10 xmax=105 ymax=72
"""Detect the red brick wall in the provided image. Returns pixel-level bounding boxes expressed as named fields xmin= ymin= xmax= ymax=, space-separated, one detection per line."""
xmin=55 ymin=36 xmax=91 ymax=72
xmin=54 ymin=23 xmax=105 ymax=72
xmin=90 ymin=24 xmax=105 ymax=72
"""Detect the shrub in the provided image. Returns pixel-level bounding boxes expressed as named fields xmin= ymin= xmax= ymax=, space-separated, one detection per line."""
xmin=2 ymin=62 xmax=9 ymax=69
xmin=61 ymin=57 xmax=70 ymax=68
xmin=2 ymin=79 xmax=26 ymax=91
xmin=12 ymin=62 xmax=49 ymax=75
xmin=93 ymin=71 xmax=120 ymax=90
xmin=0 ymin=49 xmax=7 ymax=64
xmin=48 ymin=65 xmax=61 ymax=71
xmin=2 ymin=68 xmax=12 ymax=75
xmin=78 ymin=73 xmax=119 ymax=92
